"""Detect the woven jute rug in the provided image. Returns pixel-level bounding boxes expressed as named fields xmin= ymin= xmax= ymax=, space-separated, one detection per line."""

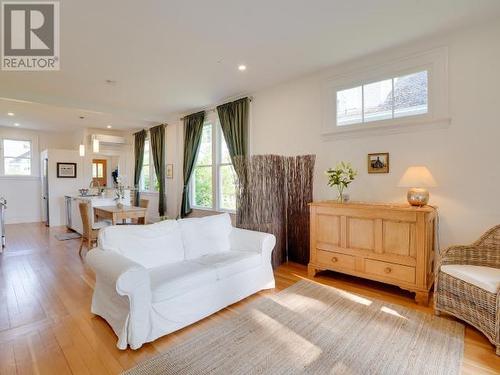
xmin=124 ymin=280 xmax=464 ymax=375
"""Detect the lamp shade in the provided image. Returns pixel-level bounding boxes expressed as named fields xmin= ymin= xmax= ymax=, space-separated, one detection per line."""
xmin=398 ymin=166 xmax=437 ymax=188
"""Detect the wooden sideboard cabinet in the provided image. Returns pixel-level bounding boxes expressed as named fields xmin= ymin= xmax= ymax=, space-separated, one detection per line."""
xmin=308 ymin=201 xmax=437 ymax=305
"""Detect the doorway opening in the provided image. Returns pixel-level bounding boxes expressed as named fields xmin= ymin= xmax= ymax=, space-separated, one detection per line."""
xmin=92 ymin=159 xmax=107 ymax=187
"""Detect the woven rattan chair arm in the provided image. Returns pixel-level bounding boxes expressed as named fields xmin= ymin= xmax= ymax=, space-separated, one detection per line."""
xmin=438 ymin=244 xmax=500 ymax=268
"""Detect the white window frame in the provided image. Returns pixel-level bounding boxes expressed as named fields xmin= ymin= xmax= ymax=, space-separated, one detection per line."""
xmin=0 ymin=137 xmax=33 ymax=177
xmin=139 ymin=137 xmax=159 ymax=193
xmin=191 ymin=119 xmax=236 ymax=213
xmin=322 ymin=47 xmax=449 ymax=139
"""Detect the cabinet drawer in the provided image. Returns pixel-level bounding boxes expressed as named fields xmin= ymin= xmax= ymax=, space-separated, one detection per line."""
xmin=364 ymin=259 xmax=415 ymax=284
xmin=316 ymin=249 xmax=355 ymax=271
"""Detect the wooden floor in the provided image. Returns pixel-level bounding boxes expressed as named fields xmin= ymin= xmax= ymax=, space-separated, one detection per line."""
xmin=0 ymin=223 xmax=498 ymax=375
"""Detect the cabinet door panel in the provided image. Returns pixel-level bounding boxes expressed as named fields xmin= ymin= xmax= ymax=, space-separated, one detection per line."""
xmin=382 ymin=221 xmax=416 ymax=258
xmin=317 ymin=214 xmax=340 ymax=246
xmin=347 ymin=217 xmax=375 ymax=250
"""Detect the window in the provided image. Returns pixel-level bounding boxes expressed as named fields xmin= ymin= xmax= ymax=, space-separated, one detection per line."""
xmin=191 ymin=122 xmax=237 ymax=212
xmin=140 ymin=138 xmax=159 ymax=192
xmin=2 ymin=139 xmax=32 ymax=176
xmin=322 ymin=47 xmax=449 ymax=138
xmin=337 ymin=70 xmax=428 ymax=126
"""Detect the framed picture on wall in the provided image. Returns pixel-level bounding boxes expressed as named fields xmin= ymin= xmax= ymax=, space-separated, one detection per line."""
xmin=367 ymin=153 xmax=389 ymax=174
xmin=57 ymin=162 xmax=77 ymax=178
xmin=166 ymin=164 xmax=173 ymax=179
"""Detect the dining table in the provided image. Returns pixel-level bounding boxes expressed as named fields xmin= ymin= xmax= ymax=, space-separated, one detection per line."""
xmin=93 ymin=205 xmax=147 ymax=225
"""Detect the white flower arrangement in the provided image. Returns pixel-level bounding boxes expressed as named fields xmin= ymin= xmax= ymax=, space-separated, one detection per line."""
xmin=325 ymin=162 xmax=357 ymax=203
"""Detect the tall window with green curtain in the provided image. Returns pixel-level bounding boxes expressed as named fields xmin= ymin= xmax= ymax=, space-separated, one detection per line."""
xmin=191 ymin=120 xmax=237 ymax=212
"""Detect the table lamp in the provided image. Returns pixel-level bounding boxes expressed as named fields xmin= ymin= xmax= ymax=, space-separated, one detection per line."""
xmin=398 ymin=166 xmax=437 ymax=206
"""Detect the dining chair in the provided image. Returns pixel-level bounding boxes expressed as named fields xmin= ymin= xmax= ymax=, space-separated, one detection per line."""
xmin=78 ymin=202 xmax=109 ymax=256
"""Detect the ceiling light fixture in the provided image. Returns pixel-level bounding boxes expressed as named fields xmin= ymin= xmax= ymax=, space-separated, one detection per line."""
xmin=107 ymin=125 xmax=112 ymax=129
xmin=238 ymin=64 xmax=247 ymax=71
xmin=14 ymin=123 xmax=19 ymax=127
xmin=7 ymin=112 xmax=14 ymax=116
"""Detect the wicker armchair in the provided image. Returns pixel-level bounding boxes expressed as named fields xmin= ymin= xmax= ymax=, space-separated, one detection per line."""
xmin=434 ymin=224 xmax=500 ymax=355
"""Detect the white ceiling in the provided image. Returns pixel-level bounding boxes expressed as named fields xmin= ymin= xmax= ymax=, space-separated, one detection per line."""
xmin=1 ymin=0 xmax=500 ymax=132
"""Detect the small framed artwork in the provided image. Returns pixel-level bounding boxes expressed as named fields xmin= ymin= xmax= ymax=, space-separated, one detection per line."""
xmin=57 ymin=162 xmax=77 ymax=178
xmin=367 ymin=153 xmax=389 ymax=174
xmin=166 ymin=164 xmax=173 ymax=179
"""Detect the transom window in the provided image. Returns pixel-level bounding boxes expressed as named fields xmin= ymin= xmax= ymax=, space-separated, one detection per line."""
xmin=191 ymin=122 xmax=237 ymax=212
xmin=140 ymin=138 xmax=159 ymax=192
xmin=336 ymin=70 xmax=428 ymax=126
xmin=2 ymin=139 xmax=32 ymax=176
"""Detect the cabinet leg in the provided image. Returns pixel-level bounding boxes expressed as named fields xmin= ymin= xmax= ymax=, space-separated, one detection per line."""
xmin=308 ymin=265 xmax=320 ymax=278
xmin=414 ymin=291 xmax=429 ymax=306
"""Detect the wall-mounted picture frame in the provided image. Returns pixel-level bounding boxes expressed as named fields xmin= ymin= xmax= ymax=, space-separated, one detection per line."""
xmin=57 ymin=162 xmax=77 ymax=178
xmin=367 ymin=153 xmax=389 ymax=174
xmin=166 ymin=164 xmax=174 ymax=179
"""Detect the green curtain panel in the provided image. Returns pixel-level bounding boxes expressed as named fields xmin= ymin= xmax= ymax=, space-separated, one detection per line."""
xmin=181 ymin=111 xmax=205 ymax=218
xmin=217 ymin=97 xmax=249 ymax=171
xmin=133 ymin=129 xmax=147 ymax=205
xmin=150 ymin=124 xmax=166 ymax=216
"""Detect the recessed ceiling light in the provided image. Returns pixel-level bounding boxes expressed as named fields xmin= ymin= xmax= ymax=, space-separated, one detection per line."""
xmin=7 ymin=112 xmax=14 ymax=116
xmin=14 ymin=123 xmax=19 ymax=127
xmin=238 ymin=65 xmax=247 ymax=71
xmin=107 ymin=125 xmax=112 ymax=129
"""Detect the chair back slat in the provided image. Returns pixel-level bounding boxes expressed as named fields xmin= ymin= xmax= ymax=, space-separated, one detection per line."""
xmin=79 ymin=202 xmax=92 ymax=238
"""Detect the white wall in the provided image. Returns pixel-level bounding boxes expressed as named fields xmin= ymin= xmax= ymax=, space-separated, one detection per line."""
xmin=0 ymin=127 xmax=75 ymax=223
xmin=249 ymin=20 xmax=500 ymax=248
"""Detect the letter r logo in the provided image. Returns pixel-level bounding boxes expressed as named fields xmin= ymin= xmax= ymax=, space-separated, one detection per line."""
xmin=3 ymin=2 xmax=55 ymax=56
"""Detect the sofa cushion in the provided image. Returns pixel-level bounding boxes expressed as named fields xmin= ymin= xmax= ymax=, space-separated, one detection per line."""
xmin=178 ymin=213 xmax=232 ymax=260
xmin=150 ymin=261 xmax=217 ymax=302
xmin=192 ymin=251 xmax=261 ymax=280
xmin=441 ymin=265 xmax=500 ymax=294
xmin=98 ymin=220 xmax=184 ymax=269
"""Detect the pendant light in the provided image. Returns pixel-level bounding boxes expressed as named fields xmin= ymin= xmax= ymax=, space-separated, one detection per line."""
xmin=79 ymin=144 xmax=85 ymax=157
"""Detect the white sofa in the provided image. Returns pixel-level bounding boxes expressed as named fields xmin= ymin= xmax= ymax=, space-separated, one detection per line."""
xmin=86 ymin=213 xmax=276 ymax=350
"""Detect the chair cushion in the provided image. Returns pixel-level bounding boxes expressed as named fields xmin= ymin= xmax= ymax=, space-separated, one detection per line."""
xmin=441 ymin=265 xmax=500 ymax=294
xmin=150 ymin=261 xmax=217 ymax=302
xmin=98 ymin=220 xmax=184 ymax=269
xmin=178 ymin=213 xmax=232 ymax=260
xmin=192 ymin=251 xmax=261 ymax=280
xmin=92 ymin=220 xmax=111 ymax=230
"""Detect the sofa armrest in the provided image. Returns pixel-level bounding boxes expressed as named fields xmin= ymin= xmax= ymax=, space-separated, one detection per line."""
xmin=230 ymin=227 xmax=276 ymax=264
xmin=86 ymin=248 xmax=150 ymax=296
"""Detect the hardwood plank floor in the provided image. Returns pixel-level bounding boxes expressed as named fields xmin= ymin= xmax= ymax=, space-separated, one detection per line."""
xmin=0 ymin=222 xmax=498 ymax=374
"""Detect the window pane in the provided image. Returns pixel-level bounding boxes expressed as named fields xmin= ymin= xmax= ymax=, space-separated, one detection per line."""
xmin=195 ymin=124 xmax=212 ymax=166
xmin=97 ymin=163 xmax=103 ymax=178
xmin=3 ymin=139 xmax=31 ymax=158
xmin=143 ymin=140 xmax=150 ymax=165
xmin=394 ymin=70 xmax=428 ymax=118
xmin=220 ymin=135 xmax=232 ymax=164
xmin=363 ymin=79 xmax=393 ymax=122
xmin=337 ymin=86 xmax=362 ymax=126
xmin=193 ymin=166 xmax=212 ymax=208
xmin=141 ymin=165 xmax=150 ymax=191
xmin=92 ymin=163 xmax=97 ymax=178
xmin=4 ymin=157 xmax=31 ymax=175
xmin=219 ymin=164 xmax=236 ymax=211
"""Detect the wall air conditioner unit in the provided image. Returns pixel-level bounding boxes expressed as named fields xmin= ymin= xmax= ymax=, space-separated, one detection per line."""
xmin=91 ymin=134 xmax=127 ymax=145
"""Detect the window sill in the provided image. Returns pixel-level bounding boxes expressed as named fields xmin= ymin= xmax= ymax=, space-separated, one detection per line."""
xmin=321 ymin=116 xmax=451 ymax=141
xmin=192 ymin=206 xmax=236 ymax=215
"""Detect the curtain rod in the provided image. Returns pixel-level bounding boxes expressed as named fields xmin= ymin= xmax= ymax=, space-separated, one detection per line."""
xmin=180 ymin=96 xmax=253 ymax=121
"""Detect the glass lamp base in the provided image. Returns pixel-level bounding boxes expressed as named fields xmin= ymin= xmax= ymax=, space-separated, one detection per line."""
xmin=407 ymin=188 xmax=429 ymax=206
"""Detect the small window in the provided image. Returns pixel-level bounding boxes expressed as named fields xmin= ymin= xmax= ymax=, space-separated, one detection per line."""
xmin=3 ymin=139 xmax=32 ymax=176
xmin=140 ymin=138 xmax=159 ymax=192
xmin=336 ymin=70 xmax=428 ymax=126
xmin=192 ymin=124 xmax=214 ymax=208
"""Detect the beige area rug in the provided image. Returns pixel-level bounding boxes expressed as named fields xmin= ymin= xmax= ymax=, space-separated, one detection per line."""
xmin=124 ymin=280 xmax=464 ymax=375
